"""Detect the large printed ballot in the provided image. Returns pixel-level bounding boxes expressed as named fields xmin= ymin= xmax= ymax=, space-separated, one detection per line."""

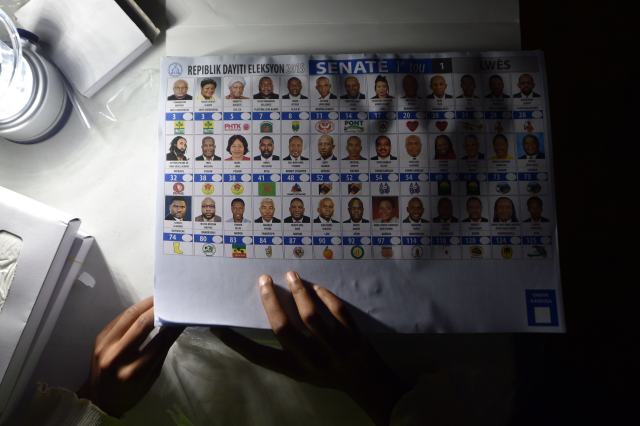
xmin=0 ymin=187 xmax=93 ymax=421
xmin=154 ymin=52 xmax=564 ymax=333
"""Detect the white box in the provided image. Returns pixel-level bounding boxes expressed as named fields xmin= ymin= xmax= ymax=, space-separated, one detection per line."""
xmin=0 ymin=186 xmax=93 ymax=421
xmin=16 ymin=0 xmax=155 ymax=97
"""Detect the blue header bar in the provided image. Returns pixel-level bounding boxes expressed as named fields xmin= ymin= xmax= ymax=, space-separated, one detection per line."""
xmin=518 ymin=172 xmax=546 ymax=181
xmin=341 ymin=173 xmax=367 ymax=182
xmin=254 ymin=236 xmax=279 ymax=245
xmin=431 ymin=236 xmax=456 ymax=245
xmin=311 ymin=173 xmax=333 ymax=182
xmin=281 ymin=112 xmax=303 ymax=120
xmin=428 ymin=111 xmax=449 ymax=119
xmin=223 ymin=112 xmax=244 ymax=120
xmin=397 ymin=111 xmax=419 ymax=120
xmin=400 ymin=173 xmax=423 ymax=182
xmin=513 ymin=110 xmax=543 ymax=119
xmin=342 ymin=236 xmax=365 ymax=245
xmin=223 ymin=174 xmax=243 ymax=182
xmin=461 ymin=236 xmax=484 ymax=245
xmin=371 ymin=236 xmax=399 ymax=245
xmin=309 ymin=58 xmax=438 ymax=75
xmin=370 ymin=173 xmax=393 ymax=182
xmin=522 ymin=236 xmax=548 ymax=245
xmin=252 ymin=174 xmax=276 ymax=182
xmin=194 ymin=174 xmax=216 ymax=182
xmin=283 ymin=236 xmax=309 ymax=245
xmin=488 ymin=173 xmax=514 ymax=181
xmin=165 ymin=173 xmax=187 ymax=182
xmin=491 ymin=236 xmax=520 ymax=245
xmin=282 ymin=173 xmax=307 ymax=182
xmin=224 ymin=235 xmax=251 ymax=244
xmin=312 ymin=236 xmax=341 ymax=245
xmin=369 ymin=111 xmax=394 ymax=119
xmin=310 ymin=112 xmax=331 ymax=120
xmin=340 ymin=112 xmax=362 ymax=120
xmin=194 ymin=234 xmax=215 ymax=243
xmin=252 ymin=112 xmax=274 ymax=120
xmin=194 ymin=112 xmax=214 ymax=120
xmin=166 ymin=113 xmax=189 ymax=121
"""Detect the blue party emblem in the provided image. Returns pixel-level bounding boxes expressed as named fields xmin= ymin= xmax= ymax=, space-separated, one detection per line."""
xmin=379 ymin=182 xmax=391 ymax=194
xmin=168 ymin=63 xmax=183 ymax=76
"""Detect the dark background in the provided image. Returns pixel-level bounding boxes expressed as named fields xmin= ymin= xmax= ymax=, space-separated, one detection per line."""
xmin=515 ymin=1 xmax=633 ymax=423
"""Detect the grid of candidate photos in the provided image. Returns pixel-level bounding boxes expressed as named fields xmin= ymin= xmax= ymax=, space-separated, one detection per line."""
xmin=162 ymin=55 xmax=553 ymax=260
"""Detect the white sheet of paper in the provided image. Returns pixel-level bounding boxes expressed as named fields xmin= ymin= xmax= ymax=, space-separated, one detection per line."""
xmin=154 ymin=51 xmax=564 ymax=333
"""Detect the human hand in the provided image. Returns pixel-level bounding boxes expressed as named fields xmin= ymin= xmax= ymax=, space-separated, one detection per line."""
xmin=77 ymin=297 xmax=183 ymax=417
xmin=212 ymin=272 xmax=411 ymax=426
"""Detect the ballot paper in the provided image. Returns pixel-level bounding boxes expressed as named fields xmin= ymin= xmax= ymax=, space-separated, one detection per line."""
xmin=0 ymin=186 xmax=93 ymax=421
xmin=154 ymin=52 xmax=564 ymax=333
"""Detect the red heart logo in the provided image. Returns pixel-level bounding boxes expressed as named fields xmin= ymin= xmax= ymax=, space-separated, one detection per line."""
xmin=406 ymin=120 xmax=419 ymax=131
xmin=435 ymin=121 xmax=448 ymax=131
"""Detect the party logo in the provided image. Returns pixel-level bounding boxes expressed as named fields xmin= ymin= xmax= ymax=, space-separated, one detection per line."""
xmin=232 ymin=243 xmax=247 ymax=258
xmin=230 ymin=183 xmax=244 ymax=195
xmin=260 ymin=121 xmax=273 ymax=133
xmin=315 ymin=120 xmax=334 ymax=134
xmin=202 ymin=244 xmax=216 ymax=256
xmin=350 ymin=246 xmax=365 ymax=259
xmin=201 ymin=183 xmax=215 ymax=195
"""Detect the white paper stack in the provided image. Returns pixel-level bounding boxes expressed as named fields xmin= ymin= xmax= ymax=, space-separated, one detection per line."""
xmin=15 ymin=0 xmax=157 ymax=97
xmin=0 ymin=186 xmax=94 ymax=422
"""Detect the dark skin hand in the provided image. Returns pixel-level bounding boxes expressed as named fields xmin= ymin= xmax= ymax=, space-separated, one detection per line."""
xmin=77 ymin=297 xmax=183 ymax=418
xmin=212 ymin=271 xmax=412 ymax=426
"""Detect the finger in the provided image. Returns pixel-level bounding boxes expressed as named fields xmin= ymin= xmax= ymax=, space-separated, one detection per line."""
xmin=285 ymin=271 xmax=330 ymax=341
xmin=116 ymin=306 xmax=156 ymax=354
xmin=94 ymin=297 xmax=154 ymax=354
xmin=211 ymin=327 xmax=294 ymax=377
xmin=95 ymin=312 xmax=123 ymax=344
xmin=258 ymin=275 xmax=309 ymax=353
xmin=97 ymin=306 xmax=155 ymax=369
xmin=313 ymin=286 xmax=358 ymax=332
xmin=103 ymin=297 xmax=154 ymax=343
xmin=95 ymin=300 xmax=148 ymax=347
xmin=116 ymin=325 xmax=184 ymax=382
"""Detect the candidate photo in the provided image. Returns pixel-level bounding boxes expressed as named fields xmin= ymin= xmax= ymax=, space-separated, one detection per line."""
xmin=167 ymin=79 xmax=192 ymax=101
xmin=284 ymin=198 xmax=311 ymax=223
